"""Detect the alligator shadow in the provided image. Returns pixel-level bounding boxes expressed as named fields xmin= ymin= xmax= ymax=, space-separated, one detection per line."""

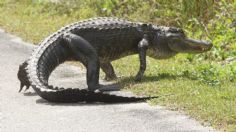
xmin=23 ymin=92 xmax=38 ymax=96
xmin=118 ymin=72 xmax=193 ymax=85
xmin=35 ymin=98 xmax=146 ymax=106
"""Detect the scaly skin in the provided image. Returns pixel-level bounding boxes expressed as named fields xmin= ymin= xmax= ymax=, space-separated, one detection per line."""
xmin=17 ymin=17 xmax=212 ymax=103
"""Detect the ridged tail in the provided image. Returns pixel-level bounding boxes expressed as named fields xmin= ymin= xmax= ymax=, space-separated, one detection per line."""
xmin=18 ymin=34 xmax=155 ymax=103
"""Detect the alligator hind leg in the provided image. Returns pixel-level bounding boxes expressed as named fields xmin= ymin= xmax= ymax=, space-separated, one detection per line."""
xmin=100 ymin=62 xmax=117 ymax=81
xmin=62 ymin=33 xmax=100 ymax=91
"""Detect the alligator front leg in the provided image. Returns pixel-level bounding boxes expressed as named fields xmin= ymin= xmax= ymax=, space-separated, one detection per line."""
xmin=135 ymin=34 xmax=149 ymax=82
xmin=62 ymin=33 xmax=100 ymax=91
xmin=100 ymin=62 xmax=117 ymax=81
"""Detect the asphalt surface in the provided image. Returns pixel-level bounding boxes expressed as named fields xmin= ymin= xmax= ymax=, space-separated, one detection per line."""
xmin=0 ymin=29 xmax=216 ymax=132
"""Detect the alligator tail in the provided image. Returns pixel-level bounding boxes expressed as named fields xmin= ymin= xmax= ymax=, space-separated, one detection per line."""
xmin=18 ymin=32 xmax=155 ymax=103
xmin=18 ymin=60 xmax=31 ymax=92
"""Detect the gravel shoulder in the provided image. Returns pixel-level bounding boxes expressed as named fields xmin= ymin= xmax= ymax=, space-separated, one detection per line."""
xmin=0 ymin=29 xmax=216 ymax=132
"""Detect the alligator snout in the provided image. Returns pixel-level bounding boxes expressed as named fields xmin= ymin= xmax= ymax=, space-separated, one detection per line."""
xmin=199 ymin=40 xmax=213 ymax=51
xmin=186 ymin=38 xmax=213 ymax=52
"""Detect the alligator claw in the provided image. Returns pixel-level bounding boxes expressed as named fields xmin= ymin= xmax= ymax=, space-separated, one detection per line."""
xmin=19 ymin=83 xmax=30 ymax=92
xmin=24 ymin=86 xmax=30 ymax=92
xmin=19 ymin=83 xmax=24 ymax=92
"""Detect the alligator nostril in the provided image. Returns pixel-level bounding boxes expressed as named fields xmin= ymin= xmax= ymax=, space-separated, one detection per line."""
xmin=206 ymin=43 xmax=213 ymax=51
xmin=203 ymin=41 xmax=213 ymax=48
xmin=200 ymin=41 xmax=213 ymax=51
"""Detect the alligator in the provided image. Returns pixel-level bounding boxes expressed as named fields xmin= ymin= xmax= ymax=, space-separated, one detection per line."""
xmin=17 ymin=17 xmax=212 ymax=103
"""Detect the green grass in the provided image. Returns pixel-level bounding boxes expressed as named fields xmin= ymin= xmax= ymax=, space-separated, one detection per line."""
xmin=0 ymin=0 xmax=97 ymax=43
xmin=0 ymin=1 xmax=235 ymax=131
xmin=113 ymin=56 xmax=236 ymax=131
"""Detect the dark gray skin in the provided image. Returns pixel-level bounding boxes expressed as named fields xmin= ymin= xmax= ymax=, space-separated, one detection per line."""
xmin=17 ymin=17 xmax=212 ymax=103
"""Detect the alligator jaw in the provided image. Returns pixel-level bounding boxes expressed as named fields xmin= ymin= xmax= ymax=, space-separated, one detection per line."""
xmin=185 ymin=38 xmax=213 ymax=53
xmin=168 ymin=37 xmax=213 ymax=53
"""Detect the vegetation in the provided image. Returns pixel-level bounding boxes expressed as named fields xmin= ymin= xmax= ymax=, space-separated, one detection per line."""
xmin=0 ymin=0 xmax=235 ymax=131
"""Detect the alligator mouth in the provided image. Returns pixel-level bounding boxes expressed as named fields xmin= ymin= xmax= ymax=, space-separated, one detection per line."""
xmin=186 ymin=38 xmax=212 ymax=52
xmin=193 ymin=46 xmax=210 ymax=51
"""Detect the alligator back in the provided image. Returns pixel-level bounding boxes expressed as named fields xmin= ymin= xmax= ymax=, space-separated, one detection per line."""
xmin=71 ymin=17 xmax=144 ymax=61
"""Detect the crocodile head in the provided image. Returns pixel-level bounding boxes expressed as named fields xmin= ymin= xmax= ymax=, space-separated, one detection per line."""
xmin=165 ymin=28 xmax=212 ymax=53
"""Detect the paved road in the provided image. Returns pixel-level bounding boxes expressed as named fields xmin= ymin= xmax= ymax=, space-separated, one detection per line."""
xmin=0 ymin=29 xmax=216 ymax=132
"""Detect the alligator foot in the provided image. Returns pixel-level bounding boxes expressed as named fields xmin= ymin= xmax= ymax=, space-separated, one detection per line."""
xmin=134 ymin=74 xmax=142 ymax=82
xmin=104 ymin=74 xmax=117 ymax=81
xmin=19 ymin=83 xmax=30 ymax=92
xmin=101 ymin=62 xmax=117 ymax=81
